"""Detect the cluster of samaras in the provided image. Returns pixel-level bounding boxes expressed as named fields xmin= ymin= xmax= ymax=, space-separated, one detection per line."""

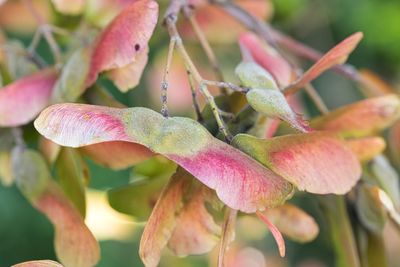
xmin=1 ymin=0 xmax=400 ymax=267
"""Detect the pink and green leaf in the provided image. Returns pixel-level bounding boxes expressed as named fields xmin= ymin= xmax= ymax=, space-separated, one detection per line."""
xmin=311 ymin=95 xmax=400 ymax=138
xmin=0 ymin=69 xmax=57 ymax=127
xmin=86 ymin=0 xmax=158 ymax=89
xmin=286 ymin=32 xmax=363 ymax=93
xmin=34 ymin=103 xmax=293 ymax=212
xmin=235 ymin=61 xmax=278 ymax=89
xmin=232 ymin=132 xmax=361 ymax=194
xmin=235 ymin=61 xmax=309 ymax=132
xmin=11 ymin=148 xmax=99 ymax=267
xmin=35 ymin=182 xmax=99 ymax=267
xmin=140 ymin=168 xmax=222 ymax=267
xmin=167 ymin=182 xmax=222 ymax=257
xmin=51 ymin=46 xmax=92 ymax=103
xmin=246 ymin=88 xmax=310 ymax=133
xmin=139 ymin=168 xmax=191 ymax=267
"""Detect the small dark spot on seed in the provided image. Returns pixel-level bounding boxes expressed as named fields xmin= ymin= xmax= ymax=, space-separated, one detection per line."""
xmin=134 ymin=44 xmax=140 ymax=51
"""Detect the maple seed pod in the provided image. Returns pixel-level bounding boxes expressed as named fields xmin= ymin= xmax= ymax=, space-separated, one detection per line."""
xmin=235 ymin=61 xmax=278 ymax=89
xmin=246 ymin=89 xmax=309 ymax=132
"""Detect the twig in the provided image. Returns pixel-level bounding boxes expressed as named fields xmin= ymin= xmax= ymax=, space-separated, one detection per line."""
xmin=183 ymin=5 xmax=226 ymax=84
xmin=199 ymin=83 xmax=233 ymax=141
xmin=218 ymin=208 xmax=237 ymax=267
xmin=186 ymin=70 xmax=204 ymax=122
xmin=203 ymin=80 xmax=249 ymax=93
xmin=303 ymin=84 xmax=329 ymax=115
xmin=164 ymin=0 xmax=235 ymax=141
xmin=163 ymin=7 xmax=239 ymax=262
xmin=24 ymin=0 xmax=62 ymax=66
xmin=161 ymin=39 xmax=176 ymax=117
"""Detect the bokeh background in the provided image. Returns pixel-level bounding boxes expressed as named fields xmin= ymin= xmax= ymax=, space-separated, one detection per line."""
xmin=1 ymin=0 xmax=400 ymax=266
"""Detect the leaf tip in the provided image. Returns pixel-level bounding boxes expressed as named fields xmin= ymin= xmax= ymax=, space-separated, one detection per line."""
xmin=256 ymin=211 xmax=286 ymax=257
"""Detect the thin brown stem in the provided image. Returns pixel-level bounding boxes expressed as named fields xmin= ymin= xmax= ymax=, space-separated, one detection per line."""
xmin=183 ymin=6 xmax=225 ymax=84
xmin=203 ymin=80 xmax=249 ymax=93
xmin=199 ymin=84 xmax=233 ymax=141
xmin=161 ymin=38 xmax=176 ymax=117
xmin=303 ymin=84 xmax=329 ymax=115
xmin=164 ymin=0 xmax=234 ymax=141
xmin=218 ymin=207 xmax=237 ymax=267
xmin=186 ymin=70 xmax=204 ymax=122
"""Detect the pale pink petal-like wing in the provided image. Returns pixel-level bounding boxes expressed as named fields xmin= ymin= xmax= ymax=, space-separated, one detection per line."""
xmin=35 ymin=182 xmax=100 ymax=267
xmin=256 ymin=211 xmax=285 ymax=257
xmin=311 ymin=95 xmax=400 ymax=138
xmin=286 ymin=32 xmax=363 ymax=93
xmin=12 ymin=260 xmax=63 ymax=267
xmin=0 ymin=69 xmax=57 ymax=127
xmin=12 ymin=149 xmax=99 ymax=267
xmin=233 ymin=132 xmax=361 ymax=194
xmin=140 ymin=168 xmax=221 ymax=266
xmin=35 ymin=103 xmax=293 ymax=213
xmin=168 ymin=143 xmax=293 ymax=212
xmin=140 ymin=168 xmax=190 ymax=267
xmin=168 ymin=183 xmax=221 ymax=257
xmin=86 ymin=0 xmax=158 ymax=87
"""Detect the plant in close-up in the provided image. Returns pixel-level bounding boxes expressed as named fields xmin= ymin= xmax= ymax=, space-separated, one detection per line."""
xmin=1 ymin=0 xmax=400 ymax=267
